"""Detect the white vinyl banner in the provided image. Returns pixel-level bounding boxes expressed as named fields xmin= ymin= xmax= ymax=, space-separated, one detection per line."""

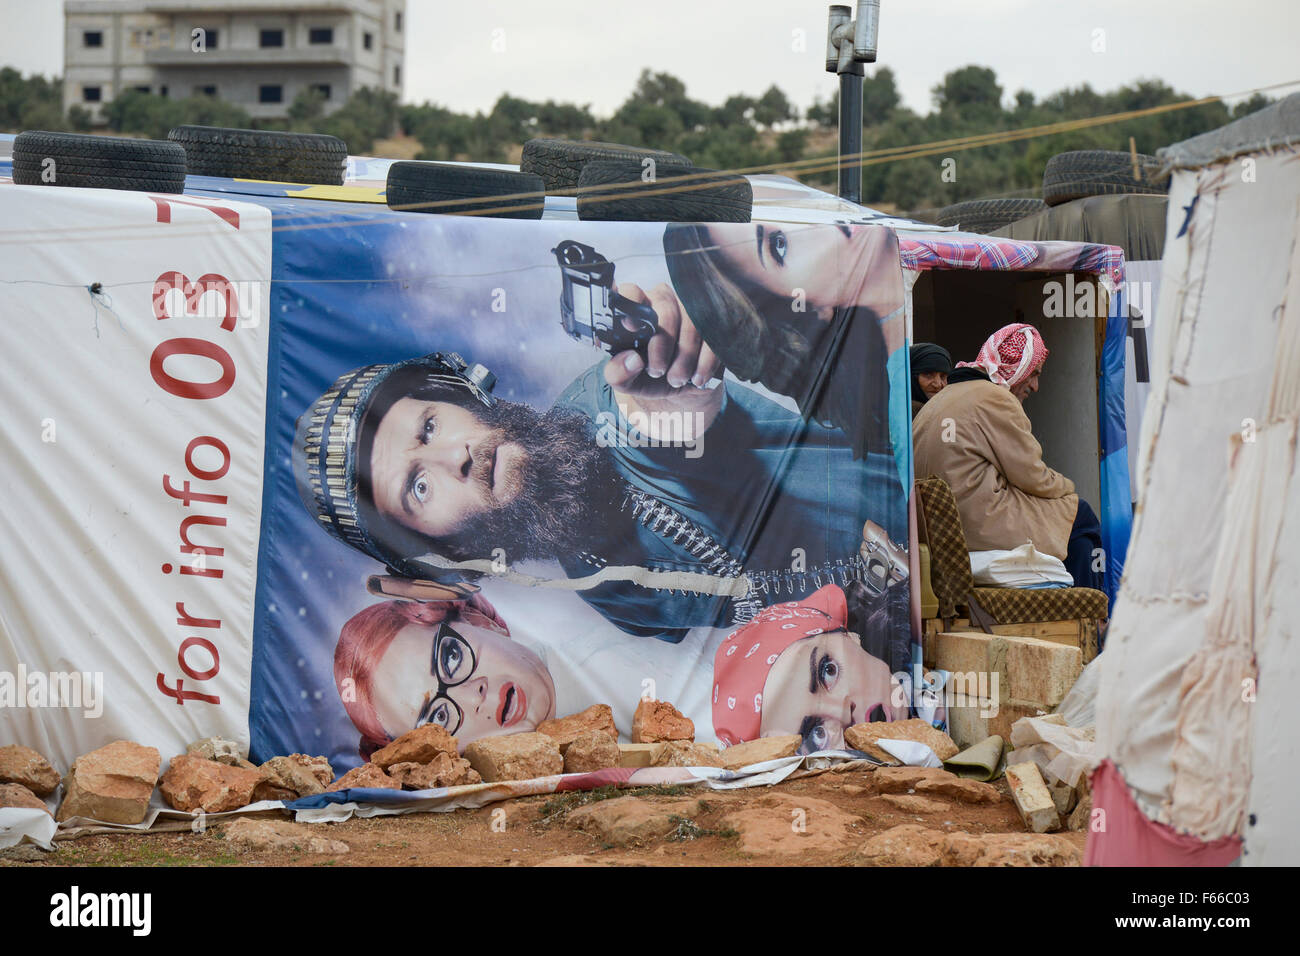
xmin=0 ymin=184 xmax=271 ymax=770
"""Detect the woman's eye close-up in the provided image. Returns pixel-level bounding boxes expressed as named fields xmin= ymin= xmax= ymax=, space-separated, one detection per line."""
xmin=770 ymin=230 xmax=787 ymax=266
xmin=799 ymin=715 xmax=828 ymax=753
xmin=428 ymin=702 xmax=451 ymax=728
xmin=817 ymin=652 xmax=839 ymax=690
xmin=439 ymin=638 xmax=467 ymax=680
xmin=413 ymin=474 xmax=429 ymax=503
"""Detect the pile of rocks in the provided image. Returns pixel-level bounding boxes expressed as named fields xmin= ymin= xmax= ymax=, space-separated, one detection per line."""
xmin=1001 ymin=715 xmax=1095 ymax=833
xmin=0 ymin=745 xmax=61 ymax=817
xmin=925 ymin=630 xmax=1083 ymax=748
xmin=329 ymin=725 xmax=481 ymax=791
xmin=0 ymin=694 xmax=808 ymax=823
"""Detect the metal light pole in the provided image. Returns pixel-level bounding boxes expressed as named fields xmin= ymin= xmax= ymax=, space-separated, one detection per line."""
xmin=825 ymin=1 xmax=880 ymax=203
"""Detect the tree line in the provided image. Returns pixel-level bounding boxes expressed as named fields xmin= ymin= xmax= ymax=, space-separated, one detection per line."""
xmin=1 ymin=64 xmax=1273 ymax=217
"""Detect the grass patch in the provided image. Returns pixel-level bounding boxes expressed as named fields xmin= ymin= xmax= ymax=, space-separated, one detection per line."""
xmin=666 ymin=815 xmax=739 ymax=842
xmin=536 ymin=785 xmax=625 ymax=826
xmin=534 ymin=781 xmax=699 ymax=830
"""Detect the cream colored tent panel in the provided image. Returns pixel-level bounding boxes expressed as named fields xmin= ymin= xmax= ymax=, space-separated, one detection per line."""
xmin=1095 ymin=93 xmax=1300 ymax=864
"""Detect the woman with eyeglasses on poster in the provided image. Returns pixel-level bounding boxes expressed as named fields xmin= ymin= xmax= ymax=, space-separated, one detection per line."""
xmin=334 ymin=594 xmax=556 ymax=760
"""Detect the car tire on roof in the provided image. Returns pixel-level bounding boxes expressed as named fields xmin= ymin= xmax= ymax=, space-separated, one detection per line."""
xmin=1042 ymin=149 xmax=1169 ymax=206
xmin=12 ymin=130 xmax=187 ymax=193
xmin=385 ymin=162 xmax=546 ymax=218
xmin=521 ymin=138 xmax=692 ymax=193
xmin=935 ymin=197 xmax=1048 ymax=233
xmin=575 ymin=159 xmax=752 ymax=222
xmin=167 ymin=126 xmax=347 ymax=185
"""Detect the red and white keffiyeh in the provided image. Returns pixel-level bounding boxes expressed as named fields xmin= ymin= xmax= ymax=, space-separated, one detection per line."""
xmin=957 ymin=323 xmax=1048 ymax=389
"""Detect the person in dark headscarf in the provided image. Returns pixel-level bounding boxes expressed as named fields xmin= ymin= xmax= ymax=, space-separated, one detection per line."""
xmin=910 ymin=343 xmax=952 ymax=417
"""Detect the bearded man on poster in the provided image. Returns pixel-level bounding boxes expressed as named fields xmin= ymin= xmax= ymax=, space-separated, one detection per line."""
xmin=294 ymin=283 xmax=906 ymax=642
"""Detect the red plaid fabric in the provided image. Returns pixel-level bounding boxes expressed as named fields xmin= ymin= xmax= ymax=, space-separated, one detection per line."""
xmin=899 ymin=235 xmax=1040 ymax=271
xmin=898 ymin=235 xmax=1125 ymax=288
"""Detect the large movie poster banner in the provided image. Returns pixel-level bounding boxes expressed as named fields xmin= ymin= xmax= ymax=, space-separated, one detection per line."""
xmin=0 ymin=186 xmax=272 ymax=768
xmin=251 ymin=208 xmax=912 ymax=771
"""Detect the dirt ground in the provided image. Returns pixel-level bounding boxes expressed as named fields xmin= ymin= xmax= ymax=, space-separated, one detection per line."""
xmin=1 ymin=764 xmax=1086 ymax=867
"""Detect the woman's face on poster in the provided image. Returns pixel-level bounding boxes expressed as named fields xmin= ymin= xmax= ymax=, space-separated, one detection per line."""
xmin=757 ymin=628 xmax=900 ymax=754
xmin=705 ymin=222 xmax=854 ymax=312
xmin=370 ymin=617 xmax=556 ymax=750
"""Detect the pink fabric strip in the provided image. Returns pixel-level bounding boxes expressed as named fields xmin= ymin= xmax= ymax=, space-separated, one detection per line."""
xmin=1085 ymin=759 xmax=1243 ymax=866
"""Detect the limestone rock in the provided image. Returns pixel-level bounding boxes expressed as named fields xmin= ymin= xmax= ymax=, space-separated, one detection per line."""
xmin=225 ymin=818 xmax=349 ymax=855
xmin=722 ymin=793 xmax=863 ymax=856
xmin=326 ymin=763 xmax=401 ymax=792
xmin=370 ymin=725 xmax=459 ymax=769
xmin=254 ymin=754 xmax=333 ymax=802
xmin=880 ymin=793 xmax=949 ymax=814
xmin=160 ymin=754 xmax=263 ymax=813
xmin=563 ymin=731 xmax=622 ymax=774
xmin=631 ymin=699 xmax=694 ymax=743
xmin=464 ymin=733 xmax=562 ymax=782
xmin=1005 ymin=762 xmax=1061 ymax=833
xmin=940 ymin=831 xmax=1080 ymax=866
xmin=1049 ymin=780 xmax=1078 ymax=816
xmin=718 ymin=735 xmax=801 ymax=771
xmin=567 ymin=795 xmax=702 ymax=846
xmin=855 ymin=824 xmax=946 ymax=866
xmin=845 ymin=719 xmax=959 ymax=762
xmin=649 ymin=740 xmax=722 ymax=768
xmin=387 ymin=752 xmax=481 ymax=790
xmin=185 ymin=736 xmax=247 ymax=767
xmin=56 ymin=741 xmax=160 ymax=824
xmin=873 ymin=766 xmax=1001 ymax=804
xmin=0 ymin=745 xmax=61 ymax=797
xmin=0 ymin=782 xmax=51 ymax=816
xmin=1067 ymin=775 xmax=1093 ymax=832
xmin=538 ymin=705 xmax=619 ymax=753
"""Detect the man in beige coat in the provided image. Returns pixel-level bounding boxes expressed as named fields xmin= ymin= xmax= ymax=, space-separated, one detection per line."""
xmin=912 ymin=324 xmax=1102 ymax=590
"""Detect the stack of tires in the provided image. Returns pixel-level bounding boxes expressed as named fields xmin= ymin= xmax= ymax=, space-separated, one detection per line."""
xmin=385 ymin=138 xmax=752 ymax=222
xmin=12 ymin=127 xmax=755 ymax=223
xmin=935 ymin=149 xmax=1170 ymax=234
xmin=10 ymin=126 xmax=349 ymax=193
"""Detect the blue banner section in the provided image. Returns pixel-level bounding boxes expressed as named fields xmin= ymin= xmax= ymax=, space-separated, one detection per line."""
xmin=1099 ymin=285 xmax=1134 ymax=603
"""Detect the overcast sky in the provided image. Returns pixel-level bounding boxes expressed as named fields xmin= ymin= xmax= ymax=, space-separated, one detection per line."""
xmin=3 ymin=1 xmax=1297 ymax=116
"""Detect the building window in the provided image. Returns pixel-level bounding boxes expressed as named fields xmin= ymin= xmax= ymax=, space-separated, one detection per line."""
xmin=309 ymin=27 xmax=333 ymax=44
xmin=363 ymin=31 xmax=373 ymax=50
xmin=193 ymin=85 xmax=217 ymax=97
xmin=83 ymin=86 xmax=102 ymax=103
xmin=395 ymin=11 xmax=402 ymax=31
xmin=312 ymin=83 xmax=332 ymax=100
xmin=83 ymin=31 xmax=103 ymax=48
xmin=260 ymin=84 xmax=283 ymax=104
xmin=160 ymin=85 xmax=169 ymax=97
xmin=393 ymin=64 xmax=401 ymax=85
xmin=260 ymin=29 xmax=284 ymax=48
xmin=134 ymin=85 xmax=151 ymax=94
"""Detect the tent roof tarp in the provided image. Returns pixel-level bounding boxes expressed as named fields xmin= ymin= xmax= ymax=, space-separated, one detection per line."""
xmin=1158 ymin=91 xmax=1300 ymax=169
xmin=989 ymin=193 xmax=1167 ymax=264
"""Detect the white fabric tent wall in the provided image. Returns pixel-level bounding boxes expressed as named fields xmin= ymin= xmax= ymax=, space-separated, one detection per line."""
xmin=1096 ymin=143 xmax=1300 ymax=864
